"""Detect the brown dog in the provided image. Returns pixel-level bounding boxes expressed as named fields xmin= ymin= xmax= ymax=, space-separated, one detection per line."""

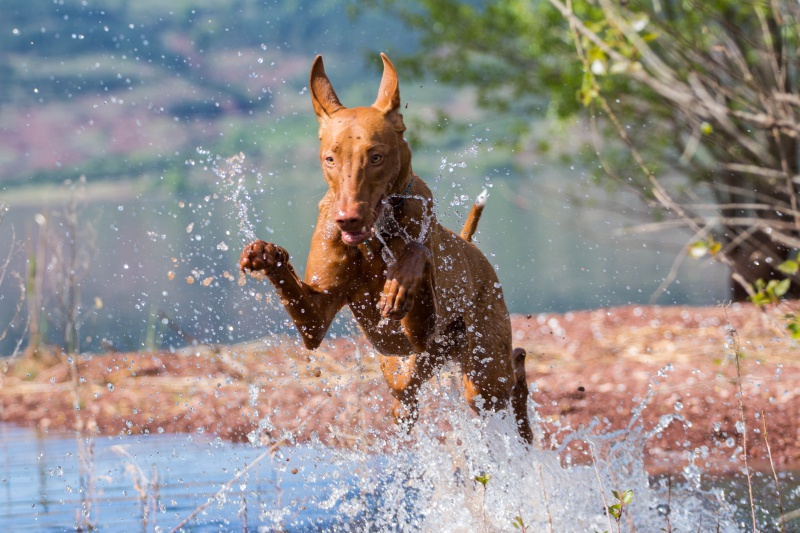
xmin=239 ymin=53 xmax=533 ymax=444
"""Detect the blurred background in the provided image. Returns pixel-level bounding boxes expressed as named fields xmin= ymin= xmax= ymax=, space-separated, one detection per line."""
xmin=0 ymin=0 xmax=729 ymax=356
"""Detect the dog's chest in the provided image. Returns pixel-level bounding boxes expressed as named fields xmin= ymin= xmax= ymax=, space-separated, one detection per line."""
xmin=348 ymin=278 xmax=415 ymax=355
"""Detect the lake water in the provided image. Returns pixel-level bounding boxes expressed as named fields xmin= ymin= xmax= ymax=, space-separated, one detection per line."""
xmin=0 ymin=423 xmax=363 ymax=531
xmin=2 ymin=409 xmax=796 ymax=532
xmin=0 ymin=149 xmax=759 ymax=531
xmin=0 ymin=146 xmax=730 ymax=356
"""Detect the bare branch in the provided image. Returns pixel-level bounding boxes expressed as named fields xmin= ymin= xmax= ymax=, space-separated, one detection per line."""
xmin=687 ymin=73 xmax=775 ymax=164
xmin=723 ymin=163 xmax=790 ymax=180
xmin=649 ymin=221 xmax=716 ymax=305
xmin=547 ymin=0 xmax=799 ymax=299
xmin=774 ymin=92 xmax=800 ymax=107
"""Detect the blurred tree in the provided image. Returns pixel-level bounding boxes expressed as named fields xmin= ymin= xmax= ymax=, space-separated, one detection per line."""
xmin=370 ymin=0 xmax=800 ymax=301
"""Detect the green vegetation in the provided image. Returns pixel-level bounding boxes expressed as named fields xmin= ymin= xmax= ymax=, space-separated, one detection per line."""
xmin=366 ymin=0 xmax=800 ymax=302
xmin=605 ymin=489 xmax=633 ymax=533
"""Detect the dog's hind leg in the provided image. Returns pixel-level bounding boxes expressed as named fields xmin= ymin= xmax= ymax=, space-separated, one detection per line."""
xmin=379 ymin=352 xmax=438 ymax=431
xmin=511 ymin=348 xmax=534 ymax=444
xmin=459 ymin=323 xmax=534 ymax=444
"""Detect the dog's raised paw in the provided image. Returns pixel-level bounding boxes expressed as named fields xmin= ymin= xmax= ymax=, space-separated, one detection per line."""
xmin=239 ymin=240 xmax=288 ymax=275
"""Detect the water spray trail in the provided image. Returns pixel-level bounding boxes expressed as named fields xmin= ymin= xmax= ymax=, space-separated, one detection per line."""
xmin=209 ymin=150 xmax=263 ymax=244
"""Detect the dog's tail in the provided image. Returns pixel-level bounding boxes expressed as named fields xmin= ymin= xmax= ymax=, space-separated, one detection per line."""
xmin=460 ymin=188 xmax=488 ymax=243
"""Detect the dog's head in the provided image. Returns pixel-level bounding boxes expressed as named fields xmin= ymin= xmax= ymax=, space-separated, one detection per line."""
xmin=310 ymin=53 xmax=410 ymax=246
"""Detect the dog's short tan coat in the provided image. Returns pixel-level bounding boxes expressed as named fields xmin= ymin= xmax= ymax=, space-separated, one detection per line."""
xmin=240 ymin=53 xmax=532 ymax=443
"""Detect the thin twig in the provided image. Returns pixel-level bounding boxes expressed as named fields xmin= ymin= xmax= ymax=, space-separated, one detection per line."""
xmin=589 ymin=444 xmax=614 ymax=533
xmin=666 ymin=475 xmax=672 ymax=533
xmin=729 ymin=321 xmax=759 ymax=533
xmin=762 ymin=410 xmax=786 ymax=533
xmin=723 ymin=163 xmax=794 ymax=181
xmin=649 ymin=221 xmax=717 ymax=304
xmin=168 ymin=399 xmax=329 ymax=532
xmin=168 ymin=444 xmax=279 ymax=532
xmin=538 ymin=465 xmax=554 ymax=533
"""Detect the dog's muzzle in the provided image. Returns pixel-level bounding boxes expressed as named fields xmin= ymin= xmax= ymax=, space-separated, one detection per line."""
xmin=337 ymin=197 xmax=386 ymax=245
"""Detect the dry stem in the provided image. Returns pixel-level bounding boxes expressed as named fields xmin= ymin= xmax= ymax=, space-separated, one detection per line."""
xmin=538 ymin=465 xmax=553 ymax=533
xmin=762 ymin=410 xmax=786 ymax=533
xmin=168 ymin=399 xmax=329 ymax=532
xmin=729 ymin=323 xmax=758 ymax=533
xmin=589 ymin=444 xmax=614 ymax=533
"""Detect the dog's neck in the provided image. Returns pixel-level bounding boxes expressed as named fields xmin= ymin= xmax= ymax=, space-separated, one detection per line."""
xmin=390 ymin=137 xmax=414 ymax=198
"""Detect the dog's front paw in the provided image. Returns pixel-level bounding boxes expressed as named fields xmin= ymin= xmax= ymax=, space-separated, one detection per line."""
xmin=239 ymin=240 xmax=289 ymax=276
xmin=380 ymin=242 xmax=431 ymax=320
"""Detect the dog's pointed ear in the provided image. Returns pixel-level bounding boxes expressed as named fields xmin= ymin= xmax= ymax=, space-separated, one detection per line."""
xmin=373 ymin=53 xmax=401 ymax=115
xmin=373 ymin=53 xmax=405 ymax=132
xmin=310 ymin=55 xmax=343 ymax=119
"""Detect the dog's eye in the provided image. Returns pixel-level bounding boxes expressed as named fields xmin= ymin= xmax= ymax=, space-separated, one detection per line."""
xmin=325 ymin=156 xmax=334 ymax=164
xmin=371 ymin=154 xmax=383 ymax=164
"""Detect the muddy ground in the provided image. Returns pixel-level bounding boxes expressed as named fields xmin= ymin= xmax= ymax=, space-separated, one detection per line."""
xmin=1 ymin=303 xmax=798 ymax=473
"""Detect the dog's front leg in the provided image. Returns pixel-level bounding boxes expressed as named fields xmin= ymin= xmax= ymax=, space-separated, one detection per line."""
xmin=240 ymin=240 xmax=342 ymax=349
xmin=379 ymin=241 xmax=431 ymax=320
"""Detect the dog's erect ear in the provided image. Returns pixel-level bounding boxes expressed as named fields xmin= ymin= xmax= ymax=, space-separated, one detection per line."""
xmin=373 ymin=53 xmax=401 ymax=115
xmin=310 ymin=55 xmax=343 ymax=119
xmin=373 ymin=53 xmax=405 ymax=132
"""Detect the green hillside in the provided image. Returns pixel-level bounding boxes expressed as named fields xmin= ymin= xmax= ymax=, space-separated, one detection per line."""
xmin=0 ymin=0 xmax=421 ymax=194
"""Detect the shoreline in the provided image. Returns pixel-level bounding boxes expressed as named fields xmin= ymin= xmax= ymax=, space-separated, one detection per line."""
xmin=1 ymin=303 xmax=798 ymax=472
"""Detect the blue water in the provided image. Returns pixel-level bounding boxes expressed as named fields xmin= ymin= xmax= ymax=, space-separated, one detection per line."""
xmin=3 ymin=411 xmax=798 ymax=532
xmin=0 ymin=423 xmax=364 ymax=531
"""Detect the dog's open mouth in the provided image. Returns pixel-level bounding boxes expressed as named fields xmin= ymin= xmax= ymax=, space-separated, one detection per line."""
xmin=340 ymin=197 xmax=386 ymax=246
xmin=341 ymin=228 xmax=372 ymax=245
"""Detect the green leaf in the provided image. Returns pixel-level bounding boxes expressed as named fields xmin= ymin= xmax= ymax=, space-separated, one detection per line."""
xmin=641 ymin=31 xmax=659 ymax=42
xmin=778 ymin=259 xmax=799 ymax=275
xmin=688 ymin=240 xmax=708 ymax=258
xmin=587 ymin=45 xmax=606 ymax=63
xmin=474 ymin=473 xmax=491 ymax=486
xmin=608 ymin=503 xmax=621 ymax=520
xmin=749 ymin=292 xmax=771 ymax=306
xmin=620 ymin=489 xmax=634 ymax=504
xmin=773 ymin=278 xmax=791 ymax=298
xmin=690 ymin=236 xmax=721 ymax=259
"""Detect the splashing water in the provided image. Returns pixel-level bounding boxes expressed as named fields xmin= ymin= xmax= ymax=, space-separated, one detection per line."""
xmin=194 ymin=150 xmax=742 ymax=531
xmin=209 ymin=149 xmax=266 ymax=244
xmin=236 ymin=362 xmax=739 ymax=532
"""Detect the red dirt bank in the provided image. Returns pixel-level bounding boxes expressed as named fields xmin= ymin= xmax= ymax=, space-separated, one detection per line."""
xmin=1 ymin=303 xmax=798 ymax=472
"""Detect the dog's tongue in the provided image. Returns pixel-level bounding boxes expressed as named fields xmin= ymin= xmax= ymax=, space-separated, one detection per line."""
xmin=341 ymin=230 xmax=370 ymax=245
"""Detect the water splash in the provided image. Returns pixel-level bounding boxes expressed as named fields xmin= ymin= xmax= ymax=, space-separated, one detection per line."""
xmin=233 ymin=362 xmax=741 ymax=532
xmin=208 ymin=150 xmax=270 ymax=244
xmin=195 ymin=149 xmax=742 ymax=530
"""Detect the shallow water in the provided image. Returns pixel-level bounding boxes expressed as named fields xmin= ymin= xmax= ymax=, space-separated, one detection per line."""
xmin=4 ymin=376 xmax=795 ymax=533
xmin=0 ymin=423 xmax=365 ymax=531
